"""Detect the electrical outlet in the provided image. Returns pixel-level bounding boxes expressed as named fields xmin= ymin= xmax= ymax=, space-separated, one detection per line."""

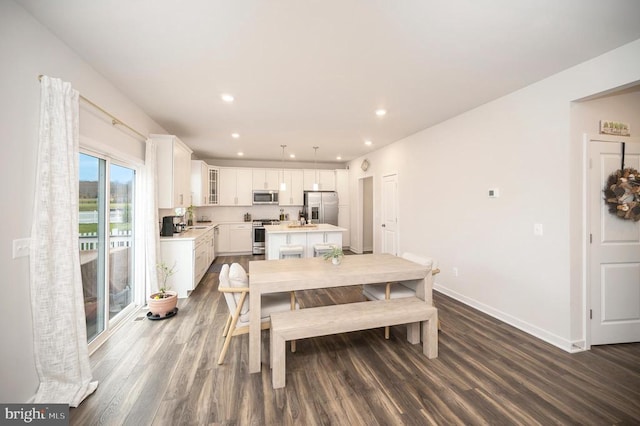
xmin=452 ymin=267 xmax=459 ymax=277
xmin=534 ymin=224 xmax=543 ymax=236
xmin=13 ymin=238 xmax=31 ymax=259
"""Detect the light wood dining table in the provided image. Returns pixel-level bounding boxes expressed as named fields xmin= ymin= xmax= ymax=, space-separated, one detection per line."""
xmin=248 ymin=253 xmax=434 ymax=373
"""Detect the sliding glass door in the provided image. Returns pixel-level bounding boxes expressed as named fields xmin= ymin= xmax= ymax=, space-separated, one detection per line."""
xmin=79 ymin=152 xmax=136 ymax=343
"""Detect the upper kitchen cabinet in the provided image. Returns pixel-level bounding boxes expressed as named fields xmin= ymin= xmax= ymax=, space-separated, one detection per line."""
xmin=153 ymin=134 xmax=193 ymax=209
xmin=219 ymin=167 xmax=252 ymax=206
xmin=335 ymin=169 xmax=349 ymax=204
xmin=279 ymin=169 xmax=304 ymax=206
xmin=303 ymin=169 xmax=336 ymax=191
xmin=252 ymin=169 xmax=280 ymax=190
xmin=208 ymin=167 xmax=219 ymax=205
xmin=191 ymin=161 xmax=219 ymax=206
xmin=191 ymin=160 xmax=210 ymax=207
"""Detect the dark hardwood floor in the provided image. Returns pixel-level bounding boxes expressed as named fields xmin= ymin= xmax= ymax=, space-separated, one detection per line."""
xmin=71 ymin=255 xmax=640 ymax=425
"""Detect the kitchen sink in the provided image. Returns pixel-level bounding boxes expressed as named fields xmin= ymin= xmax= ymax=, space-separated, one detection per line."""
xmin=189 ymin=226 xmax=209 ymax=230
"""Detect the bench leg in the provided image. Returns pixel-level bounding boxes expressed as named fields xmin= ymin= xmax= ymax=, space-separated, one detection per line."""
xmin=384 ymin=283 xmax=391 ymax=339
xmin=407 ymin=322 xmax=420 ymax=344
xmin=422 ymin=310 xmax=438 ymax=359
xmin=272 ymin=332 xmax=287 ymax=389
xmin=290 ymin=292 xmax=297 ymax=352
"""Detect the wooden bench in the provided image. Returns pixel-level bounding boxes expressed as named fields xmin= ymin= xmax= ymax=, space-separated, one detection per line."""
xmin=269 ymin=296 xmax=438 ymax=388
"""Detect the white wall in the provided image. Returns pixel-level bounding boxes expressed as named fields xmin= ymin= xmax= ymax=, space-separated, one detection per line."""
xmin=348 ymin=39 xmax=640 ymax=351
xmin=0 ymin=1 xmax=166 ymax=402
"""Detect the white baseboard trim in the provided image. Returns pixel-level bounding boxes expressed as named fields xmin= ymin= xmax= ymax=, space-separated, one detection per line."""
xmin=434 ymin=283 xmax=576 ymax=353
xmin=570 ymin=340 xmax=587 ymax=353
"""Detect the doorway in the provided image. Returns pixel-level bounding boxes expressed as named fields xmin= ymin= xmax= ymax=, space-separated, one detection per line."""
xmin=79 ymin=151 xmax=138 ymax=346
xmin=381 ymin=173 xmax=399 ymax=255
xmin=587 ymin=137 xmax=640 ymax=346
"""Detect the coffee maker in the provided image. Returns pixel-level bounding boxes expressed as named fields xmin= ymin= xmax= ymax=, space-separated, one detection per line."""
xmin=161 ymin=216 xmax=174 ymax=237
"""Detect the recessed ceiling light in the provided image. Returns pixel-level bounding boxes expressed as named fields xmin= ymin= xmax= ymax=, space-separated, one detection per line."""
xmin=237 ymin=151 xmax=244 ymax=156
xmin=289 ymin=154 xmax=295 ymax=158
xmin=364 ymin=140 xmax=373 ymax=146
xmin=231 ymin=133 xmax=240 ymax=139
xmin=221 ymin=94 xmax=235 ymax=103
xmin=375 ymin=109 xmax=386 ymax=117
xmin=336 ymin=156 xmax=342 ymax=160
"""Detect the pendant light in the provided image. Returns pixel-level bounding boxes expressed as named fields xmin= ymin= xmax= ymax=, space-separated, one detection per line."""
xmin=312 ymin=146 xmax=319 ymax=191
xmin=279 ymin=144 xmax=287 ymax=191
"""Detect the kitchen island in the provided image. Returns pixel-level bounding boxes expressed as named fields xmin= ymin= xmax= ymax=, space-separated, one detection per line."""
xmin=264 ymin=223 xmax=346 ymax=260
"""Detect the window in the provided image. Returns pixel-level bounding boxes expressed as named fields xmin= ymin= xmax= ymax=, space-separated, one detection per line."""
xmin=79 ymin=152 xmax=136 ymax=343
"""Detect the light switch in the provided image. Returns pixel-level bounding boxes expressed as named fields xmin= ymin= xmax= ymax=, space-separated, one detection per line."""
xmin=533 ymin=224 xmax=543 ymax=236
xmin=13 ymin=238 xmax=31 ymax=259
xmin=488 ymin=188 xmax=499 ymax=198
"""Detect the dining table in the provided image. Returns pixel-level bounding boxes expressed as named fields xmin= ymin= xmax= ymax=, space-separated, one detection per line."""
xmin=248 ymin=253 xmax=434 ymax=373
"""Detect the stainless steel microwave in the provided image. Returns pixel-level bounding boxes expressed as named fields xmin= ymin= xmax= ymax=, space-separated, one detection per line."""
xmin=252 ymin=190 xmax=279 ymax=205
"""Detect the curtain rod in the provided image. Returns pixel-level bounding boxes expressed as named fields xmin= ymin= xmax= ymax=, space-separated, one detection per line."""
xmin=38 ymin=75 xmax=147 ymax=141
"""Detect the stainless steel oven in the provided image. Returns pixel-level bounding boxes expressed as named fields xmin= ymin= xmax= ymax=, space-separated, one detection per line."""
xmin=252 ymin=219 xmax=279 ymax=255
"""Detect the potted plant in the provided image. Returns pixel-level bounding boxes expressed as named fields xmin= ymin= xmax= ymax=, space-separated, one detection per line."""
xmin=148 ymin=262 xmax=178 ymax=319
xmin=186 ymin=205 xmax=194 ymax=226
xmin=323 ymin=245 xmax=344 ymax=265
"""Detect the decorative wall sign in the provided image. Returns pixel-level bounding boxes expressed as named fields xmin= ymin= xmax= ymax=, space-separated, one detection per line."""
xmin=600 ymin=120 xmax=631 ymax=136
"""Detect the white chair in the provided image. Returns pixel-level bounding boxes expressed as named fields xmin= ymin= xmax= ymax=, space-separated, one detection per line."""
xmin=217 ymin=263 xmax=298 ymax=364
xmin=362 ymin=253 xmax=440 ymax=338
xmin=279 ymin=245 xmax=304 ymax=259
xmin=313 ymin=243 xmax=336 ymax=257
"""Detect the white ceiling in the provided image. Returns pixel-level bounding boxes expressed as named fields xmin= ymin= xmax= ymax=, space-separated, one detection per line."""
xmin=16 ymin=0 xmax=640 ymax=163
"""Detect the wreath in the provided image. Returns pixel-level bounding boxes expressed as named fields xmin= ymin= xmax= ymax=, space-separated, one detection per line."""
xmin=603 ymin=168 xmax=640 ymax=221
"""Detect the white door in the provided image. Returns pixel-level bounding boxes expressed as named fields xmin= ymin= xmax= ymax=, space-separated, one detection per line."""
xmin=589 ymin=139 xmax=640 ymax=345
xmin=381 ymin=174 xmax=398 ymax=255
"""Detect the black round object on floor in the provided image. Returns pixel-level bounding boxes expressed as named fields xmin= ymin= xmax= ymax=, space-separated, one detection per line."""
xmin=146 ymin=307 xmax=178 ymax=320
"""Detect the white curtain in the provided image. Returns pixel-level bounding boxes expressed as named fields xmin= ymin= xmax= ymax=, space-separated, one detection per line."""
xmin=30 ymin=76 xmax=98 ymax=406
xmin=144 ymin=139 xmax=161 ymax=295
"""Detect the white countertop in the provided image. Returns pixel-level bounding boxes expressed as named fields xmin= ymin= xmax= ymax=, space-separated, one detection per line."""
xmin=160 ymin=224 xmax=216 ymax=241
xmin=264 ymin=223 xmax=346 ymax=234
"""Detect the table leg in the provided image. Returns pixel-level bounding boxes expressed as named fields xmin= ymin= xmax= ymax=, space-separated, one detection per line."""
xmin=249 ymin=289 xmax=261 ymax=373
xmin=422 ymin=310 xmax=438 ymax=358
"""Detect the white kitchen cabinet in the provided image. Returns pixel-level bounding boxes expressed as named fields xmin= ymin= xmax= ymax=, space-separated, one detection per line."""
xmin=219 ymin=168 xmax=252 ymax=206
xmin=217 ymin=224 xmax=230 ymax=252
xmin=265 ymin=231 xmax=308 ymax=259
xmin=303 ymin=169 xmax=335 ymax=191
xmin=229 ymin=223 xmax=252 ymax=253
xmin=216 ymin=223 xmax=252 ymax=254
xmin=278 ymin=169 xmax=304 ymax=206
xmin=153 ymin=134 xmax=193 ymax=209
xmin=306 ymin=231 xmax=342 ymax=254
xmin=190 ymin=160 xmax=210 ymax=206
xmin=265 ymin=233 xmax=286 ymax=260
xmin=252 ymin=169 xmax=280 ymax=190
xmin=208 ymin=167 xmax=219 ymax=205
xmin=335 ymin=169 xmax=350 ymax=248
xmin=213 ymin=225 xmax=220 ymax=257
xmin=337 ymin=204 xmax=350 ymax=248
xmin=335 ymin=169 xmax=349 ymax=203
xmin=160 ymin=227 xmax=214 ymax=298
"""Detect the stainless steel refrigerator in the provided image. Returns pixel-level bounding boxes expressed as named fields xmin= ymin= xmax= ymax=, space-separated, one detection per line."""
xmin=304 ymin=191 xmax=339 ymax=225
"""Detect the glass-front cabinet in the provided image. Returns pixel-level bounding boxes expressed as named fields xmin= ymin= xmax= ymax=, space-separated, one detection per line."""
xmin=208 ymin=167 xmax=219 ymax=205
